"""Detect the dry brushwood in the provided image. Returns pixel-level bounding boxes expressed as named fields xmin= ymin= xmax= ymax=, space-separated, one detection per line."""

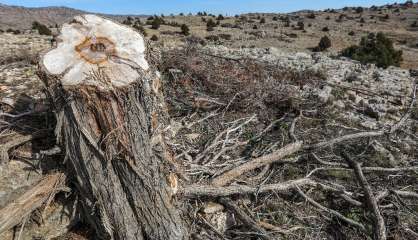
xmin=342 ymin=152 xmax=387 ymax=240
xmin=0 ymin=173 xmax=66 ymax=235
xmin=218 ymin=198 xmax=273 ymax=240
xmin=38 ymin=15 xmax=186 ymax=239
xmin=0 ymin=131 xmax=47 ymax=163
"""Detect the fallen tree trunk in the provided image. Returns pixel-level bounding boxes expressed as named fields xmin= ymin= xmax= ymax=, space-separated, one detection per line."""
xmin=38 ymin=15 xmax=187 ymax=239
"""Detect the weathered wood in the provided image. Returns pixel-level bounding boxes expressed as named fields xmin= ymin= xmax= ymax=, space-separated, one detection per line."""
xmin=0 ymin=173 xmax=66 ymax=235
xmin=38 ymin=15 xmax=187 ymax=240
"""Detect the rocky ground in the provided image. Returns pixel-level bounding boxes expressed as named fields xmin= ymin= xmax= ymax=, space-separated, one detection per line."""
xmin=0 ymin=3 xmax=417 ymax=240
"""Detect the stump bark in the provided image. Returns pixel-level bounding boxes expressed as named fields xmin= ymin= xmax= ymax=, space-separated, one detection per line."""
xmin=38 ymin=15 xmax=187 ymax=240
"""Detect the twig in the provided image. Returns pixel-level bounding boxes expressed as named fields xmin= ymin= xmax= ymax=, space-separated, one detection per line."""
xmin=295 ymin=186 xmax=366 ymax=232
xmin=218 ymin=198 xmax=273 ymax=240
xmin=289 ymin=111 xmax=301 ymax=142
xmin=342 ymin=152 xmax=386 ymax=240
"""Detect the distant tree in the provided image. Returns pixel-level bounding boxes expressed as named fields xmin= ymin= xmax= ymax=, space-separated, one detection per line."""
xmin=180 ymin=24 xmax=190 ymax=36
xmin=360 ymin=17 xmax=366 ymax=23
xmin=179 ymin=13 xmax=184 ymax=16
xmin=341 ymin=32 xmax=403 ymax=68
xmin=355 ymin=7 xmax=364 ymax=14
xmin=272 ymin=16 xmax=279 ymax=21
xmin=150 ymin=34 xmax=159 ymax=41
xmin=216 ymin=14 xmax=225 ymax=21
xmin=260 ymin=18 xmax=266 ymax=24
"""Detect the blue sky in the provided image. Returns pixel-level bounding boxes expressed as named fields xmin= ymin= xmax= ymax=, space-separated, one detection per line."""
xmin=0 ymin=0 xmax=409 ymax=15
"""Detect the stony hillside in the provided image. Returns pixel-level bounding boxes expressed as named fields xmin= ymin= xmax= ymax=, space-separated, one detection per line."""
xmin=0 ymin=4 xmax=144 ymax=30
xmin=0 ymin=4 xmax=86 ymax=29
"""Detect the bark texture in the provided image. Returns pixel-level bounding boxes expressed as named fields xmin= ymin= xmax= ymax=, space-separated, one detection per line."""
xmin=38 ymin=14 xmax=187 ymax=240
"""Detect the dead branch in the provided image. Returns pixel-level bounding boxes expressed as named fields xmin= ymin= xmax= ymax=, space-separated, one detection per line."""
xmin=212 ymin=141 xmax=303 ymax=186
xmin=0 ymin=173 xmax=66 ymax=235
xmin=342 ymin=152 xmax=387 ymax=240
xmin=218 ymin=198 xmax=273 ymax=240
xmin=182 ymin=178 xmax=315 ymax=197
xmin=295 ymin=186 xmax=366 ymax=232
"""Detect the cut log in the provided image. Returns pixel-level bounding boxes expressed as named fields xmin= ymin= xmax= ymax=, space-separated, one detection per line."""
xmin=38 ymin=15 xmax=187 ymax=239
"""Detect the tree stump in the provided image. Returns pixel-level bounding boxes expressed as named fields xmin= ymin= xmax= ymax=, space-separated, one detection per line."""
xmin=38 ymin=15 xmax=187 ymax=240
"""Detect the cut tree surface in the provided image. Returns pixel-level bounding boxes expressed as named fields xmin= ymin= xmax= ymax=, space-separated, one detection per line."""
xmin=38 ymin=15 xmax=187 ymax=240
xmin=42 ymin=14 xmax=149 ymax=89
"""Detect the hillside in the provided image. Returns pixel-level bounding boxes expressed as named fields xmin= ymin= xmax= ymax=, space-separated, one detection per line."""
xmin=0 ymin=4 xmax=145 ymax=30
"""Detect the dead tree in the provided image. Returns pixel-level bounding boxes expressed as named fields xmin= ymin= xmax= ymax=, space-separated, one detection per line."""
xmin=38 ymin=15 xmax=187 ymax=239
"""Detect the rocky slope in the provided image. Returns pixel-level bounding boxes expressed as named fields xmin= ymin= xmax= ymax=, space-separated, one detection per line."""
xmin=0 ymin=15 xmax=417 ymax=240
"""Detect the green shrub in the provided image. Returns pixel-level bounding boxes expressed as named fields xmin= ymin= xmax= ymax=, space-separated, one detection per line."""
xmin=206 ymin=19 xmax=217 ymax=31
xmin=32 ymin=21 xmax=52 ymax=35
xmin=216 ymin=14 xmax=225 ymax=21
xmin=341 ymin=32 xmax=403 ymax=68
xmin=150 ymin=34 xmax=159 ymax=41
xmin=313 ymin=36 xmax=332 ymax=52
xmin=134 ymin=24 xmax=147 ymax=37
xmin=307 ymin=13 xmax=316 ymax=19
xmin=151 ymin=18 xmax=162 ymax=29
xmin=355 ymin=7 xmax=364 ymax=14
xmin=181 ymin=24 xmax=190 ymax=36
xmin=296 ymin=21 xmax=304 ymax=30
xmin=205 ymin=35 xmax=220 ymax=41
